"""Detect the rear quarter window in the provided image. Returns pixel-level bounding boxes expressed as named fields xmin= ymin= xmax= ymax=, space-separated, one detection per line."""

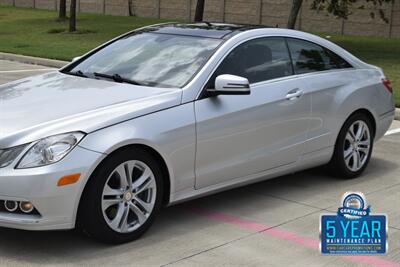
xmin=286 ymin=38 xmax=352 ymax=75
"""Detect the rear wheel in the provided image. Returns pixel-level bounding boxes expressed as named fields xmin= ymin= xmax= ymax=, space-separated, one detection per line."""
xmin=79 ymin=148 xmax=163 ymax=244
xmin=329 ymin=113 xmax=374 ymax=179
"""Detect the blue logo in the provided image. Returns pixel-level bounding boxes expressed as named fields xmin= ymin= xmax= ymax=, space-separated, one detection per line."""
xmin=338 ymin=193 xmax=370 ymax=219
xmin=320 ymin=192 xmax=387 ymax=254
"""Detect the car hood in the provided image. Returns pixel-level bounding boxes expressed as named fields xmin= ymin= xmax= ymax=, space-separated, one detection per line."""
xmin=0 ymin=72 xmax=182 ymax=148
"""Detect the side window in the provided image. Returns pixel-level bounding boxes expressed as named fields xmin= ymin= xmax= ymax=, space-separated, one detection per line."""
xmin=208 ymin=37 xmax=293 ymax=87
xmin=287 ymin=38 xmax=352 ymax=74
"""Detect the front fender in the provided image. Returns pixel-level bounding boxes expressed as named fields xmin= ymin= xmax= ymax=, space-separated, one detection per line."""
xmin=78 ymin=103 xmax=197 ymax=196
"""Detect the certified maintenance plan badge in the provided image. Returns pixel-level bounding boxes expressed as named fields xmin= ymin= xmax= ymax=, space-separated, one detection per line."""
xmin=320 ymin=192 xmax=387 ymax=254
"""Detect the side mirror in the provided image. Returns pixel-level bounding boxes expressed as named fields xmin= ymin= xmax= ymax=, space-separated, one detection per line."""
xmin=207 ymin=74 xmax=251 ymax=96
xmin=72 ymin=56 xmax=81 ymax=62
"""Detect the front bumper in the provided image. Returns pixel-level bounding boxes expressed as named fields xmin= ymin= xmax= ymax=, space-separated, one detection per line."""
xmin=0 ymin=145 xmax=104 ymax=231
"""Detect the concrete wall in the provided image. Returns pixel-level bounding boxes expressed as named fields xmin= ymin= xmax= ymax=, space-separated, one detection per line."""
xmin=1 ymin=0 xmax=398 ymax=37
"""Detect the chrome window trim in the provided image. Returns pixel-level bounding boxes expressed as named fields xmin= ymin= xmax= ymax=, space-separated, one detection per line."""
xmin=247 ymin=68 xmax=357 ymax=90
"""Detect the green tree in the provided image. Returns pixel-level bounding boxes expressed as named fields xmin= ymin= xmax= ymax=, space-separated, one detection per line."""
xmin=287 ymin=0 xmax=393 ymax=29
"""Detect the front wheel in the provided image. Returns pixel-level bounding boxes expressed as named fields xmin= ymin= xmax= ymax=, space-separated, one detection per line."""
xmin=78 ymin=148 xmax=164 ymax=244
xmin=329 ymin=113 xmax=374 ymax=179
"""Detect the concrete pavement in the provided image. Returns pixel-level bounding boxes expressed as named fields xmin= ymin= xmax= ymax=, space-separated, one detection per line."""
xmin=0 ymin=60 xmax=56 ymax=84
xmin=0 ymin=60 xmax=400 ymax=267
xmin=0 ymin=52 xmax=68 ymax=68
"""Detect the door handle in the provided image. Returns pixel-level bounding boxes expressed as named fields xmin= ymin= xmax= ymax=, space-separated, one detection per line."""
xmin=286 ymin=89 xmax=303 ymax=100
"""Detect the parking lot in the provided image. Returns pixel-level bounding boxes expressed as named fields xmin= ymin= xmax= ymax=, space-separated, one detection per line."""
xmin=0 ymin=59 xmax=400 ymax=267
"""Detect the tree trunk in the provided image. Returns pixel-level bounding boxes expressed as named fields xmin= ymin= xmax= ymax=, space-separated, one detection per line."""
xmin=59 ymin=0 xmax=67 ymax=20
xmin=287 ymin=0 xmax=303 ymax=29
xmin=194 ymin=0 xmax=205 ymax=22
xmin=69 ymin=0 xmax=77 ymax=32
xmin=128 ymin=0 xmax=135 ymax=16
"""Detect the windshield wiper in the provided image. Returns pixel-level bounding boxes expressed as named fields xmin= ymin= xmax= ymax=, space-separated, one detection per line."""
xmin=93 ymin=72 xmax=143 ymax=86
xmin=64 ymin=70 xmax=88 ymax=78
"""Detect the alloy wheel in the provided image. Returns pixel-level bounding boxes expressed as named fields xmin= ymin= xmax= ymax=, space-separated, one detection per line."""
xmin=101 ymin=160 xmax=157 ymax=233
xmin=343 ymin=120 xmax=371 ymax=172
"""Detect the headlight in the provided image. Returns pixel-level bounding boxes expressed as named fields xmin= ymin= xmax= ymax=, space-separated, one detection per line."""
xmin=0 ymin=145 xmax=27 ymax=168
xmin=17 ymin=132 xmax=85 ymax=169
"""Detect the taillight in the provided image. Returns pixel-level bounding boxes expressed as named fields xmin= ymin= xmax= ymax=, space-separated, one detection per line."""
xmin=382 ymin=78 xmax=393 ymax=94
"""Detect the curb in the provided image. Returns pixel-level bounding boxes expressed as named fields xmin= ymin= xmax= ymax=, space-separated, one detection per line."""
xmin=396 ymin=108 xmax=400 ymax=121
xmin=0 ymin=52 xmax=69 ymax=68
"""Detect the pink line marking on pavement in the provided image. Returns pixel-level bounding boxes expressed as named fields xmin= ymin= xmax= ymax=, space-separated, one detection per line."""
xmin=187 ymin=206 xmax=399 ymax=267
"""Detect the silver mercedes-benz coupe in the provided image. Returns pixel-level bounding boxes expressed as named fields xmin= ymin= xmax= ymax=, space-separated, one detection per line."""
xmin=0 ymin=23 xmax=394 ymax=243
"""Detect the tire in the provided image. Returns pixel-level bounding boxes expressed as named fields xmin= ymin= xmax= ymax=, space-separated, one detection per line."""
xmin=329 ymin=112 xmax=374 ymax=179
xmin=78 ymin=147 xmax=164 ymax=244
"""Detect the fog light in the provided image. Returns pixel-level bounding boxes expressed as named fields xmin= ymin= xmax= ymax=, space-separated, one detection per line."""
xmin=19 ymin=201 xmax=34 ymax=213
xmin=4 ymin=200 xmax=18 ymax=212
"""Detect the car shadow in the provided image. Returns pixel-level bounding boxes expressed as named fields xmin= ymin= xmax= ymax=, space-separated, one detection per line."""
xmin=0 ymin=157 xmax=397 ymax=264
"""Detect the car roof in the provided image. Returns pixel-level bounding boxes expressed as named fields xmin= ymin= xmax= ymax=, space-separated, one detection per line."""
xmin=143 ymin=22 xmax=269 ymax=39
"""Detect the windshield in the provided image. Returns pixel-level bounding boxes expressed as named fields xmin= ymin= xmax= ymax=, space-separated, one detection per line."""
xmin=67 ymin=32 xmax=222 ymax=88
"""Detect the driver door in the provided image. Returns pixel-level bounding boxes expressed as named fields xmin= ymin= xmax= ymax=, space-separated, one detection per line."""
xmin=194 ymin=37 xmax=311 ymax=189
